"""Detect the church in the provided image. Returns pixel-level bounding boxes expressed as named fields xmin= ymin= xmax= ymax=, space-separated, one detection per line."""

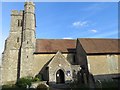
xmin=1 ymin=1 xmax=120 ymax=85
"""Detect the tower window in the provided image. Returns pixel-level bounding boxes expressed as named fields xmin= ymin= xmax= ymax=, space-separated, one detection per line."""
xmin=18 ymin=20 xmax=20 ymax=26
xmin=17 ymin=37 xmax=19 ymax=43
xmin=21 ymin=20 xmax=23 ymax=26
xmin=18 ymin=20 xmax=22 ymax=27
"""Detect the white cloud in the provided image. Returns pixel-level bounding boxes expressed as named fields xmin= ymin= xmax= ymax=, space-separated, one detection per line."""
xmin=63 ymin=37 xmax=73 ymax=39
xmin=90 ymin=29 xmax=97 ymax=33
xmin=72 ymin=21 xmax=88 ymax=28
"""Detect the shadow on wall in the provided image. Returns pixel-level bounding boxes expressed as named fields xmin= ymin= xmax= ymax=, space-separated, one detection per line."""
xmin=67 ymin=49 xmax=76 ymax=53
xmin=94 ymin=74 xmax=120 ymax=89
xmin=66 ymin=48 xmax=76 ymax=65
xmin=77 ymin=66 xmax=94 ymax=84
xmin=94 ymin=73 xmax=120 ymax=81
xmin=17 ymin=46 xmax=22 ymax=80
xmin=76 ymin=65 xmax=96 ymax=88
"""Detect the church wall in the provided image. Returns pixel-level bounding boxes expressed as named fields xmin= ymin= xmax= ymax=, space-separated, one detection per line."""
xmin=87 ymin=54 xmax=120 ymax=81
xmin=33 ymin=53 xmax=75 ymax=78
xmin=2 ymin=50 xmax=19 ymax=85
xmin=33 ymin=54 xmax=55 ymax=76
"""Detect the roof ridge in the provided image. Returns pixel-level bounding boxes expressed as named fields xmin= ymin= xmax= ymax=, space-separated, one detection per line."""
xmin=78 ymin=38 xmax=119 ymax=40
xmin=36 ymin=39 xmax=76 ymax=40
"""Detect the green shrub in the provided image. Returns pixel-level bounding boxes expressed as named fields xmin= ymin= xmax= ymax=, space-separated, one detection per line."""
xmin=2 ymin=84 xmax=13 ymax=88
xmin=37 ymin=84 xmax=48 ymax=90
xmin=35 ymin=74 xmax=43 ymax=81
xmin=36 ymin=74 xmax=42 ymax=80
xmin=16 ymin=76 xmax=33 ymax=88
xmin=2 ymin=84 xmax=18 ymax=89
xmin=32 ymin=74 xmax=43 ymax=82
xmin=32 ymin=77 xmax=40 ymax=82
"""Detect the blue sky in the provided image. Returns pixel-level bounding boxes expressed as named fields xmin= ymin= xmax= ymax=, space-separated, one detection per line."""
xmin=0 ymin=2 xmax=118 ymax=64
xmin=2 ymin=2 xmax=118 ymax=40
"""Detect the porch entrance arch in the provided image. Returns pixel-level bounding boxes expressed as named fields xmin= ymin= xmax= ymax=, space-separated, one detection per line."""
xmin=56 ymin=69 xmax=65 ymax=84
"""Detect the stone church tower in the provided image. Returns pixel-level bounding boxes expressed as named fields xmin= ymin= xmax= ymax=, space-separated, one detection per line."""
xmin=1 ymin=2 xmax=36 ymax=84
xmin=20 ymin=1 xmax=36 ymax=78
xmin=2 ymin=1 xmax=119 ymax=86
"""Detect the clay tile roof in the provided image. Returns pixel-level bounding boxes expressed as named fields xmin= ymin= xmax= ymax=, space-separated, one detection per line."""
xmin=78 ymin=38 xmax=120 ymax=54
xmin=35 ymin=38 xmax=120 ymax=54
xmin=35 ymin=39 xmax=76 ymax=53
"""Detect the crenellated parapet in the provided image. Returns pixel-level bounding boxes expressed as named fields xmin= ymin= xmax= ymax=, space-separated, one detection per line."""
xmin=11 ymin=10 xmax=23 ymax=16
xmin=24 ymin=1 xmax=35 ymax=6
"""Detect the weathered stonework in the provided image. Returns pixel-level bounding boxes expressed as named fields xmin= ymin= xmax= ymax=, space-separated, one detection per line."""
xmin=20 ymin=2 xmax=36 ymax=78
xmin=2 ymin=10 xmax=23 ymax=84
xmin=87 ymin=55 xmax=120 ymax=81
xmin=1 ymin=1 xmax=120 ymax=86
xmin=87 ymin=55 xmax=120 ymax=75
xmin=48 ymin=51 xmax=73 ymax=84
xmin=1 ymin=2 xmax=36 ymax=84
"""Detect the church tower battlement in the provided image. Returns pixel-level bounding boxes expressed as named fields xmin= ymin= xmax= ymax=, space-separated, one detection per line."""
xmin=11 ymin=10 xmax=23 ymax=15
xmin=4 ymin=10 xmax=24 ymax=51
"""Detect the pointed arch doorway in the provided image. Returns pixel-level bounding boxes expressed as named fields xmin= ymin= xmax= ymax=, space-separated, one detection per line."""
xmin=56 ymin=69 xmax=65 ymax=84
